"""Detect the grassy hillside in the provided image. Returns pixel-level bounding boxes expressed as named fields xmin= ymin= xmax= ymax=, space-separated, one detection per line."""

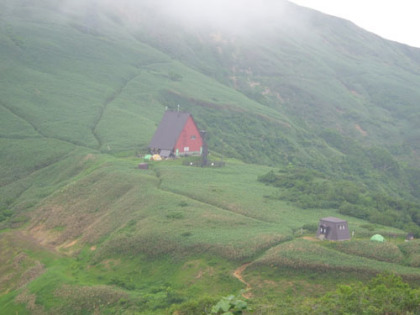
xmin=134 ymin=2 xmax=420 ymax=145
xmin=1 ymin=0 xmax=420 ymax=313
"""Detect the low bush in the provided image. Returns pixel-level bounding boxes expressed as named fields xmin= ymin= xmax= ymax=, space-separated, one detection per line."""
xmin=301 ymin=223 xmax=318 ymax=233
xmin=169 ymin=296 xmax=217 ymax=315
xmin=306 ymin=273 xmax=420 ymax=314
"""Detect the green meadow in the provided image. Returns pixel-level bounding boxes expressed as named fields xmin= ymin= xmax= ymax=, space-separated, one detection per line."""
xmin=2 ymin=155 xmax=420 ymax=313
xmin=1 ymin=0 xmax=420 ymax=313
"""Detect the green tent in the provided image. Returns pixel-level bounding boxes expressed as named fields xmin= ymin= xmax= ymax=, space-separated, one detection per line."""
xmin=144 ymin=154 xmax=152 ymax=160
xmin=370 ymin=234 xmax=385 ymax=242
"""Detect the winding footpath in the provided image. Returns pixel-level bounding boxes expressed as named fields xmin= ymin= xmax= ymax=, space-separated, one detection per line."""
xmin=233 ymin=263 xmax=253 ymax=299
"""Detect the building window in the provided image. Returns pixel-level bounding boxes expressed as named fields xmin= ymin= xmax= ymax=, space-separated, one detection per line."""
xmin=184 ymin=147 xmax=189 ymax=152
xmin=191 ymin=135 xmax=196 ymax=140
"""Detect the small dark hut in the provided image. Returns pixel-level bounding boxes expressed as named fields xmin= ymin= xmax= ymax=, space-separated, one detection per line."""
xmin=406 ymin=233 xmax=415 ymax=241
xmin=149 ymin=111 xmax=203 ymax=158
xmin=317 ymin=217 xmax=350 ymax=241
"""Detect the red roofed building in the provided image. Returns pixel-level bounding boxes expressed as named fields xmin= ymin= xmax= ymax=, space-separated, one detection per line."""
xmin=149 ymin=111 xmax=203 ymax=158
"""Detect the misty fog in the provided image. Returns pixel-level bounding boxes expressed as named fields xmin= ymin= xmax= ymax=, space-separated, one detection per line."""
xmin=52 ymin=0 xmax=309 ymax=36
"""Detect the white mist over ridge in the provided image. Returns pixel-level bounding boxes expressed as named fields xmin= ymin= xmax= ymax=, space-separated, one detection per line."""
xmin=55 ymin=0 xmax=303 ymax=35
xmin=291 ymin=0 xmax=420 ymax=48
xmin=159 ymin=0 xmax=288 ymax=28
xmin=5 ymin=0 xmax=419 ymax=48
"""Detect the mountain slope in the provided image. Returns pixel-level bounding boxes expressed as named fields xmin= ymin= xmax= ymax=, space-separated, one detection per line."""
xmin=1 ymin=0 xmax=420 ymax=313
xmin=134 ymin=1 xmax=420 ymax=157
xmin=1 ymin=0 xmax=419 ymax=173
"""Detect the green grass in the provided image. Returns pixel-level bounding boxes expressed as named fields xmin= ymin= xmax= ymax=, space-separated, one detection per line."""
xmin=1 ymin=0 xmax=420 ymax=313
xmin=1 ymin=149 xmax=415 ymax=313
xmin=326 ymin=240 xmax=405 ymax=264
xmin=0 ymin=138 xmax=75 ymax=186
xmin=0 ymin=155 xmax=417 ymax=313
xmin=255 ymin=239 xmax=420 ymax=278
xmin=0 ymin=228 xmax=243 ymax=314
xmin=398 ymin=240 xmax=420 ymax=267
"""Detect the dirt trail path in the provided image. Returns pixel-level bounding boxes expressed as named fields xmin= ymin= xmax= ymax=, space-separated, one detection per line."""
xmin=233 ymin=263 xmax=253 ymax=299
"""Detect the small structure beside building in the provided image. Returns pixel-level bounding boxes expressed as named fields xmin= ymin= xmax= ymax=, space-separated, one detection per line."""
xmin=317 ymin=217 xmax=350 ymax=241
xmin=149 ymin=111 xmax=203 ymax=158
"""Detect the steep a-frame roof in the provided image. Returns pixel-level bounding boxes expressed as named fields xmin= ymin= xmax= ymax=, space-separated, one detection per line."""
xmin=149 ymin=111 xmax=191 ymax=150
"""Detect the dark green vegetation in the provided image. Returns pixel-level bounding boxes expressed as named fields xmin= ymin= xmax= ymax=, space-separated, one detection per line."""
xmin=1 ymin=0 xmax=420 ymax=313
xmin=294 ymin=273 xmax=420 ymax=314
xmin=258 ymin=168 xmax=420 ymax=234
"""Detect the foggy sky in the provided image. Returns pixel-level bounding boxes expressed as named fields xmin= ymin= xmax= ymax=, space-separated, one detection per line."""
xmin=57 ymin=0 xmax=298 ymax=34
xmin=291 ymin=0 xmax=420 ymax=48
xmin=33 ymin=0 xmax=420 ymax=48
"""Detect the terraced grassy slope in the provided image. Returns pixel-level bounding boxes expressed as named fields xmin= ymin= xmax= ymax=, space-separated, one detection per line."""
xmin=2 ymin=157 xmax=420 ymax=314
xmin=1 ymin=0 xmax=420 ymax=313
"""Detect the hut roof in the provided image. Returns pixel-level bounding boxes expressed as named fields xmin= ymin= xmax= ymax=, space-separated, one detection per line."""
xmin=320 ymin=217 xmax=347 ymax=223
xmin=149 ymin=111 xmax=191 ymax=150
